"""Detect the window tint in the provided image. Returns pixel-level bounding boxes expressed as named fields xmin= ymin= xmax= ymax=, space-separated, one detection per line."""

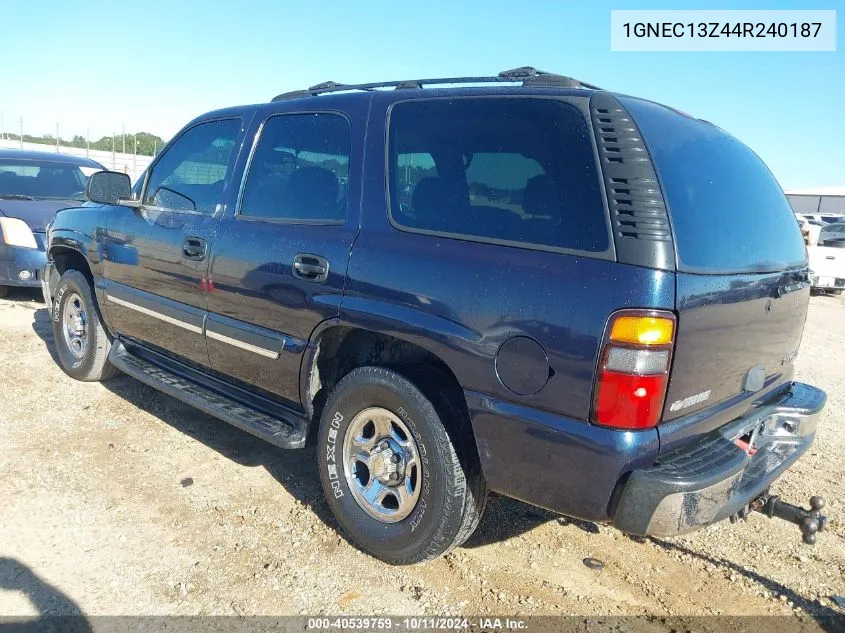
xmin=144 ymin=118 xmax=240 ymax=214
xmin=239 ymin=113 xmax=350 ymax=222
xmin=388 ymin=98 xmax=608 ymax=253
xmin=624 ymin=97 xmax=806 ymax=273
xmin=0 ymin=160 xmax=90 ymax=200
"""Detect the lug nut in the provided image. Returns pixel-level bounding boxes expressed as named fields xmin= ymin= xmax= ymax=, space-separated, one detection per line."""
xmin=390 ymin=454 xmax=400 ymax=464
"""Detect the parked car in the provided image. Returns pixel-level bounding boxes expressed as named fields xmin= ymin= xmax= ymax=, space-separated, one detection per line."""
xmin=795 ymin=213 xmax=826 ymax=227
xmin=807 ymin=213 xmax=845 ymax=225
xmin=820 ymin=222 xmax=845 ymax=243
xmin=0 ymin=149 xmax=103 ymax=298
xmin=42 ymin=68 xmax=827 ymax=564
xmin=807 ymin=223 xmax=845 ymax=295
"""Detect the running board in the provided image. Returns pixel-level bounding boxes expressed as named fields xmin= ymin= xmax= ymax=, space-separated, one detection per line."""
xmin=109 ymin=342 xmax=307 ymax=449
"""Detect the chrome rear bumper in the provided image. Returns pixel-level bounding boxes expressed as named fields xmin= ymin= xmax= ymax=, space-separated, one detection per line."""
xmin=612 ymin=382 xmax=826 ymax=537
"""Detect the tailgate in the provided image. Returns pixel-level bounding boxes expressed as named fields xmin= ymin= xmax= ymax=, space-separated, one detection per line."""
xmin=666 ymin=270 xmax=809 ymax=424
xmin=620 ymin=96 xmax=811 ymax=448
xmin=809 ymin=244 xmax=845 ymax=282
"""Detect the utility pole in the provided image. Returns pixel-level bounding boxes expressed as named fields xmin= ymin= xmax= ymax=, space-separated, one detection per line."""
xmin=153 ymin=139 xmax=157 ymax=155
xmin=133 ymin=133 xmax=137 ymax=176
xmin=86 ymin=128 xmax=90 ymax=158
xmin=112 ymin=134 xmax=116 ymax=169
xmin=122 ymin=122 xmax=125 ymax=154
xmin=56 ymin=123 xmax=59 ymax=152
xmin=19 ymin=117 xmax=23 ymax=148
xmin=1 ymin=112 xmax=4 ymax=140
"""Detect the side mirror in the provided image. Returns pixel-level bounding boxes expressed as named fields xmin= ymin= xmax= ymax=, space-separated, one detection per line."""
xmin=86 ymin=171 xmax=132 ymax=205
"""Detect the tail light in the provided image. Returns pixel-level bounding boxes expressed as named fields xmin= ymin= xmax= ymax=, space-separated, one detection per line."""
xmin=592 ymin=311 xmax=676 ymax=430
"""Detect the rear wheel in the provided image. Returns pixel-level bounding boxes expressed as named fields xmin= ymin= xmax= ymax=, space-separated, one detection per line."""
xmin=52 ymin=270 xmax=119 ymax=382
xmin=317 ymin=366 xmax=486 ymax=564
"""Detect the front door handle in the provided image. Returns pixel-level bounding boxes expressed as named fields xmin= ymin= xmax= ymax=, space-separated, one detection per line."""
xmin=292 ymin=253 xmax=329 ymax=283
xmin=183 ymin=236 xmax=207 ymax=261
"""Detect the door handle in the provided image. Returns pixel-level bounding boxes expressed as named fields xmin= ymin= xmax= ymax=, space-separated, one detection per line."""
xmin=183 ymin=236 xmax=207 ymax=261
xmin=292 ymin=253 xmax=329 ymax=283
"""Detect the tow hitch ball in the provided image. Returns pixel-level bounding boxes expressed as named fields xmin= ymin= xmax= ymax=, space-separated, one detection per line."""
xmin=732 ymin=494 xmax=827 ymax=544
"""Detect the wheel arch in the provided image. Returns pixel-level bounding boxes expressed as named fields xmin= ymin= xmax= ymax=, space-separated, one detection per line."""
xmin=301 ymin=322 xmax=479 ymax=459
xmin=50 ymin=244 xmax=93 ymax=280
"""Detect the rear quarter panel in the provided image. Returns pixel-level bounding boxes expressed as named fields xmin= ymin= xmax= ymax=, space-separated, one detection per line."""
xmin=346 ymin=91 xmax=677 ymax=423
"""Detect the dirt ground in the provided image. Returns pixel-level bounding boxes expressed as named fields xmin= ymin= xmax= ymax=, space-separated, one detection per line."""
xmin=1 ymin=288 xmax=843 ymax=623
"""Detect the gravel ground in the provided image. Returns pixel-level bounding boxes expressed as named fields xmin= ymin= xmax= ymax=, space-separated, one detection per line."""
xmin=0 ymin=288 xmax=843 ymax=624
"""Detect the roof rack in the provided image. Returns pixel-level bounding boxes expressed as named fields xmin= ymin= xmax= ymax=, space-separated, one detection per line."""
xmin=270 ymin=66 xmax=602 ymax=102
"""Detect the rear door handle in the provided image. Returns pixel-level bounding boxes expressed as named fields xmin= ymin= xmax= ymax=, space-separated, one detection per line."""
xmin=292 ymin=253 xmax=329 ymax=283
xmin=183 ymin=236 xmax=207 ymax=261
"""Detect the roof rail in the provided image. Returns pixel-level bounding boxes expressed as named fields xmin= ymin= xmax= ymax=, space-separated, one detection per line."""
xmin=270 ymin=67 xmax=602 ymax=102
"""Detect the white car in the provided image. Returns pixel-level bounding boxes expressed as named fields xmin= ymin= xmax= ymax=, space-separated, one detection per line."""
xmin=808 ymin=237 xmax=845 ymax=296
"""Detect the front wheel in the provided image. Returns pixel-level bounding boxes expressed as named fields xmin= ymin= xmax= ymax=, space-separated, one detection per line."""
xmin=317 ymin=366 xmax=486 ymax=564
xmin=52 ymin=270 xmax=119 ymax=382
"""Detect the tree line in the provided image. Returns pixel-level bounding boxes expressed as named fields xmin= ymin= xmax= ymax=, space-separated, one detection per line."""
xmin=2 ymin=131 xmax=166 ymax=156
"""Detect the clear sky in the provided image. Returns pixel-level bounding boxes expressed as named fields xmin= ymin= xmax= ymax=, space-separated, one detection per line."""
xmin=0 ymin=0 xmax=841 ymax=189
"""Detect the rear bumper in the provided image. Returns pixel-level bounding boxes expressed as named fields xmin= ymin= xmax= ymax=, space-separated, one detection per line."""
xmin=810 ymin=273 xmax=845 ymax=289
xmin=0 ymin=243 xmax=46 ymax=288
xmin=612 ymin=382 xmax=825 ymax=536
xmin=466 ymin=390 xmax=660 ymax=523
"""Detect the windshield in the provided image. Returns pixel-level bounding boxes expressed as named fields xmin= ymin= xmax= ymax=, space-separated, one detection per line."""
xmin=0 ymin=159 xmax=98 ymax=201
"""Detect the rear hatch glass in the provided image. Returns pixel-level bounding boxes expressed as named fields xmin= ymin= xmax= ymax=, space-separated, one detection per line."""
xmin=622 ymin=97 xmax=810 ymax=432
xmin=621 ymin=97 xmax=807 ymax=274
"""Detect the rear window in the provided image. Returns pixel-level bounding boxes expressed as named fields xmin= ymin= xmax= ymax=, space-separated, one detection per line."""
xmin=623 ymin=97 xmax=807 ymax=273
xmin=388 ymin=98 xmax=609 ymax=254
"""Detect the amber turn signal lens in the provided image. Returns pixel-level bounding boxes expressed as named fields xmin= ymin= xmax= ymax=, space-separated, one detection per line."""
xmin=609 ymin=316 xmax=674 ymax=346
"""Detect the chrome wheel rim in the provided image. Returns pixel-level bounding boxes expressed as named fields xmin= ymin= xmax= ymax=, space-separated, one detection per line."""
xmin=342 ymin=407 xmax=422 ymax=523
xmin=62 ymin=292 xmax=88 ymax=360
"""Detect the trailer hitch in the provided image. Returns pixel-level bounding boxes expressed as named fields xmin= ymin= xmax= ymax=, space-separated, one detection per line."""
xmin=732 ymin=494 xmax=827 ymax=544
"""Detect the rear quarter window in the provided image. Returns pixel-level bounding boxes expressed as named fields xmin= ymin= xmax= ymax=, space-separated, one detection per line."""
xmin=623 ymin=97 xmax=806 ymax=273
xmin=387 ymin=98 xmax=609 ymax=254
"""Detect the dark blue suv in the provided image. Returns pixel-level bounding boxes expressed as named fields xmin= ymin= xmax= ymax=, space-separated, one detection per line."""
xmin=42 ymin=68 xmax=826 ymax=564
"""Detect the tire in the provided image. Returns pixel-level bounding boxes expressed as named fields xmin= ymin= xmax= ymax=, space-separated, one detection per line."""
xmin=0 ymin=285 xmax=8 ymax=299
xmin=51 ymin=270 xmax=119 ymax=382
xmin=317 ymin=366 xmax=487 ymax=564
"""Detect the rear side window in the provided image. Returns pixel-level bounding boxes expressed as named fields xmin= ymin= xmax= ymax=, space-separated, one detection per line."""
xmin=239 ymin=113 xmax=350 ymax=222
xmin=624 ymin=97 xmax=807 ymax=273
xmin=388 ymin=98 xmax=609 ymax=253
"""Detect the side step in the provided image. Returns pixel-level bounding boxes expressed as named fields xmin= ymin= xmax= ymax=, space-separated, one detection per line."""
xmin=109 ymin=342 xmax=307 ymax=449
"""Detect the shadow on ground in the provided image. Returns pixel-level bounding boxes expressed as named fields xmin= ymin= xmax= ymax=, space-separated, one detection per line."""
xmin=0 ymin=557 xmax=91 ymax=631
xmin=27 ymin=307 xmax=845 ymax=629
xmin=640 ymin=536 xmax=843 ymax=625
xmin=30 ymin=306 xmax=563 ymax=549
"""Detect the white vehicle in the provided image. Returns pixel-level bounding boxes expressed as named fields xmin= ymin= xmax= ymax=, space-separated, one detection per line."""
xmin=807 ymin=232 xmax=845 ymax=296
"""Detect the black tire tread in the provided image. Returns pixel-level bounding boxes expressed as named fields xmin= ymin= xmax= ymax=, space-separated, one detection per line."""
xmin=320 ymin=366 xmax=486 ymax=564
xmin=53 ymin=270 xmax=119 ymax=382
